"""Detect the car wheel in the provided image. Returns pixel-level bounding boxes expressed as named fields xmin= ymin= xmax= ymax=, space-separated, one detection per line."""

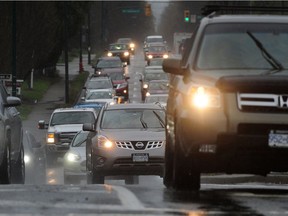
xmin=11 ymin=144 xmax=25 ymax=184
xmin=0 ymin=145 xmax=11 ymax=184
xmin=172 ymin=122 xmax=200 ymax=191
xmin=163 ymin=132 xmax=174 ymax=188
xmin=125 ymin=176 xmax=139 ymax=185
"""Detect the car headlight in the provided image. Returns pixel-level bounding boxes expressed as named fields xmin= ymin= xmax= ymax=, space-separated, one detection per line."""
xmin=124 ymin=51 xmax=130 ymax=57
xmin=143 ymin=83 xmax=148 ymax=89
xmin=189 ymin=86 xmax=221 ymax=109
xmin=98 ymin=135 xmax=113 ymax=149
xmin=66 ymin=153 xmax=81 ymax=162
xmin=130 ymin=43 xmax=135 ymax=48
xmin=146 ymin=92 xmax=150 ymax=97
xmin=107 ymin=52 xmax=113 ymax=57
xmin=163 ymin=54 xmax=169 ymax=59
xmin=148 ymin=55 xmax=153 ymax=59
xmin=47 ymin=133 xmax=55 ymax=144
xmin=24 ymin=155 xmax=31 ymax=164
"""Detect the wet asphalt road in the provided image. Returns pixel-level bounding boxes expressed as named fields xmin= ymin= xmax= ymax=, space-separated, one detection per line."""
xmin=15 ymin=51 xmax=288 ymax=215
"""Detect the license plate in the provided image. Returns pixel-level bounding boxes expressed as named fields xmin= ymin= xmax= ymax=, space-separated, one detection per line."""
xmin=269 ymin=130 xmax=288 ymax=148
xmin=132 ymin=153 xmax=149 ymax=162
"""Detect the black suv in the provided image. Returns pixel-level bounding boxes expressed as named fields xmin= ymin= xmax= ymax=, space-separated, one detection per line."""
xmin=0 ymin=81 xmax=24 ymax=184
xmin=163 ymin=6 xmax=288 ymax=191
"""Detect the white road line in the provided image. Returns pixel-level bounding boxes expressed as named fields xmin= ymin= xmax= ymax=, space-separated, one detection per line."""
xmin=112 ymin=185 xmax=145 ymax=210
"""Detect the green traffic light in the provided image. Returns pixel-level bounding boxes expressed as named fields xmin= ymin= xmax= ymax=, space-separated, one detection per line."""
xmin=185 ymin=17 xmax=190 ymax=22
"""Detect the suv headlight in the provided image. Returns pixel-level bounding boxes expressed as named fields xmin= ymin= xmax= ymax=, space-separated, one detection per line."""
xmin=189 ymin=86 xmax=221 ymax=109
xmin=66 ymin=153 xmax=81 ymax=162
xmin=47 ymin=133 xmax=55 ymax=144
xmin=163 ymin=54 xmax=169 ymax=59
xmin=107 ymin=52 xmax=113 ymax=57
xmin=98 ymin=135 xmax=113 ymax=149
xmin=124 ymin=51 xmax=130 ymax=57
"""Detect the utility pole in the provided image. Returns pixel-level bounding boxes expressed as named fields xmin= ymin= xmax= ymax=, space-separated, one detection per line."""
xmin=12 ymin=2 xmax=17 ymax=96
xmin=64 ymin=3 xmax=69 ymax=104
xmin=87 ymin=9 xmax=91 ymax=65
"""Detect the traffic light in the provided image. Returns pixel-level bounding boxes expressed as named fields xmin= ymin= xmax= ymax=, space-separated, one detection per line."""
xmin=145 ymin=4 xmax=151 ymax=16
xmin=184 ymin=10 xmax=190 ymax=22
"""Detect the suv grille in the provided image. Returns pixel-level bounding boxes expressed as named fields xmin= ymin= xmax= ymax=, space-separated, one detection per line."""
xmin=57 ymin=132 xmax=78 ymax=145
xmin=116 ymin=141 xmax=164 ymax=150
xmin=237 ymin=93 xmax=288 ymax=113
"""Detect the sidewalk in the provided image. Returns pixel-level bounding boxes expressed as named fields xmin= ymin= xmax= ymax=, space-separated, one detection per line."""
xmin=22 ymin=54 xmax=94 ymax=143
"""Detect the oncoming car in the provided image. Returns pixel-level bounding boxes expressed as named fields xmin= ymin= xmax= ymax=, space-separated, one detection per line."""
xmin=63 ymin=130 xmax=89 ymax=184
xmin=83 ymin=103 xmax=166 ymax=185
xmin=107 ymin=43 xmax=130 ymax=65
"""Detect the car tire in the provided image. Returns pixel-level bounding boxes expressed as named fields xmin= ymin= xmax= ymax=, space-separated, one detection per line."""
xmin=125 ymin=176 xmax=139 ymax=185
xmin=0 ymin=144 xmax=11 ymax=184
xmin=11 ymin=144 xmax=25 ymax=184
xmin=172 ymin=122 xmax=200 ymax=191
xmin=91 ymin=172 xmax=104 ymax=184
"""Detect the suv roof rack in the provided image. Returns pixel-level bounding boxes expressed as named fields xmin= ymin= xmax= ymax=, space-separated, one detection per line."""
xmin=202 ymin=5 xmax=288 ymax=16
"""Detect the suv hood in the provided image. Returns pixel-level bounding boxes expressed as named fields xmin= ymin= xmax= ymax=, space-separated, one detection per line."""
xmin=100 ymin=129 xmax=165 ymax=141
xmin=48 ymin=124 xmax=83 ymax=133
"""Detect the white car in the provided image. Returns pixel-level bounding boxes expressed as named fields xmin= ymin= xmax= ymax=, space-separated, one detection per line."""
xmin=63 ymin=130 xmax=89 ymax=184
xmin=82 ymin=89 xmax=116 ymax=104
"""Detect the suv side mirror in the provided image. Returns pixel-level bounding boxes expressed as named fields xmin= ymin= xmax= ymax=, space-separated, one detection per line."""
xmin=83 ymin=123 xmax=95 ymax=132
xmin=38 ymin=120 xmax=48 ymax=129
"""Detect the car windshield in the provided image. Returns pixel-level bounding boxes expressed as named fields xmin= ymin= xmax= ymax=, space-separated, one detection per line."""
xmin=106 ymin=72 xmax=125 ymax=81
xmin=145 ymin=95 xmax=168 ymax=103
xmin=101 ymin=109 xmax=165 ymax=129
xmin=197 ymin=23 xmax=288 ymax=70
xmin=71 ymin=132 xmax=88 ymax=147
xmin=148 ymin=46 xmax=167 ymax=52
xmin=147 ymin=37 xmax=163 ymax=43
xmin=144 ymin=73 xmax=168 ymax=82
xmin=109 ymin=44 xmax=128 ymax=50
xmin=50 ymin=111 xmax=95 ymax=125
xmin=86 ymin=91 xmax=113 ymax=100
xmin=86 ymin=80 xmax=112 ymax=89
xmin=148 ymin=82 xmax=168 ymax=90
xmin=96 ymin=59 xmax=122 ymax=68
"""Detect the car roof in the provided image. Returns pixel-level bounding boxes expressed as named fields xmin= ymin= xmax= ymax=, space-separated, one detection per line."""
xmin=98 ymin=56 xmax=121 ymax=61
xmin=202 ymin=14 xmax=288 ymax=24
xmin=52 ymin=107 xmax=96 ymax=113
xmin=87 ymin=89 xmax=113 ymax=93
xmin=105 ymin=103 xmax=164 ymax=110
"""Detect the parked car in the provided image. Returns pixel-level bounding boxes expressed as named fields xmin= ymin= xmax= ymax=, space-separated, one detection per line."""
xmin=63 ymin=130 xmax=89 ymax=184
xmin=107 ymin=43 xmax=131 ymax=65
xmin=38 ymin=107 xmax=98 ymax=166
xmin=163 ymin=5 xmax=288 ymax=191
xmin=23 ymin=130 xmax=46 ymax=184
xmin=0 ymin=82 xmax=24 ymax=184
xmin=83 ymin=103 xmax=166 ymax=185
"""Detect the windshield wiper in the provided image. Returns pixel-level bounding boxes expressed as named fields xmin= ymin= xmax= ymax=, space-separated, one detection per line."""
xmin=247 ymin=31 xmax=283 ymax=73
xmin=140 ymin=113 xmax=147 ymax=128
xmin=153 ymin=111 xmax=165 ymax=128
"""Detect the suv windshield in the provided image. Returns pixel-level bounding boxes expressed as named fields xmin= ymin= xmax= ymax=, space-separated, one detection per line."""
xmin=197 ymin=23 xmax=288 ymax=70
xmin=50 ymin=111 xmax=95 ymax=126
xmin=101 ymin=109 xmax=165 ymax=129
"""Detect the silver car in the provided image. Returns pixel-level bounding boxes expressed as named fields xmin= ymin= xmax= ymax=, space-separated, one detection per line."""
xmin=63 ymin=130 xmax=89 ymax=184
xmin=83 ymin=103 xmax=166 ymax=184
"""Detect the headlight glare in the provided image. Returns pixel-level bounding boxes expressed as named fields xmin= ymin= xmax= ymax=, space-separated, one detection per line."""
xmin=107 ymin=52 xmax=112 ymax=57
xmin=124 ymin=51 xmax=129 ymax=56
xmin=67 ymin=153 xmax=81 ymax=162
xmin=47 ymin=133 xmax=55 ymax=144
xmin=98 ymin=135 xmax=113 ymax=149
xmin=189 ymin=86 xmax=221 ymax=109
xmin=163 ymin=54 xmax=169 ymax=59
